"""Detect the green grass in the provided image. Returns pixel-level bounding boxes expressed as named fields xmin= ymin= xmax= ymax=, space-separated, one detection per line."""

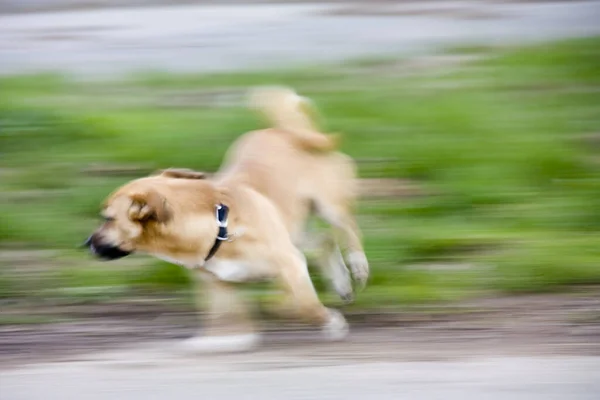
xmin=1 ymin=36 xmax=599 ymax=309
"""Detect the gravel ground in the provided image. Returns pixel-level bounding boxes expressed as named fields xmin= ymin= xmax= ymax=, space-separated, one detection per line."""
xmin=2 ymin=291 xmax=600 ymax=400
xmin=1 ymin=290 xmax=599 ymax=369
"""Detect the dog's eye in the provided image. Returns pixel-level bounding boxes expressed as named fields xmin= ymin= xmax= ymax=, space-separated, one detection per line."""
xmin=103 ymin=216 xmax=115 ymax=222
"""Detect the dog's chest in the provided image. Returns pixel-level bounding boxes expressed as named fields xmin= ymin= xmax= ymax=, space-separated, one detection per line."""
xmin=152 ymin=253 xmax=271 ymax=283
xmin=204 ymin=258 xmax=272 ymax=283
xmin=153 ymin=253 xmax=200 ymax=270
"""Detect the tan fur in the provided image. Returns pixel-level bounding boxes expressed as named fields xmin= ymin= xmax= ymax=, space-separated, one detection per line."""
xmin=129 ymin=189 xmax=171 ymax=223
xmin=87 ymin=86 xmax=367 ymax=352
xmin=248 ymin=86 xmax=340 ymax=152
xmin=154 ymin=168 xmax=207 ymax=180
xmin=221 ymin=86 xmax=369 ymax=290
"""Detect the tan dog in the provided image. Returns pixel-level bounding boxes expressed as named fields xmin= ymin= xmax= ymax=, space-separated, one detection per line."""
xmin=84 ymin=86 xmax=368 ymax=352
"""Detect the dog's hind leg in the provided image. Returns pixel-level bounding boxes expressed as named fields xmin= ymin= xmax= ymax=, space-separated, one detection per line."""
xmin=296 ymin=223 xmax=353 ymax=303
xmin=315 ymin=200 xmax=369 ymax=290
xmin=309 ymin=155 xmax=369 ymax=289
xmin=181 ymin=270 xmax=260 ymax=353
xmin=313 ymin=233 xmax=354 ymax=303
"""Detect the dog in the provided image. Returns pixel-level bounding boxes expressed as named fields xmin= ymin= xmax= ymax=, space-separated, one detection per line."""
xmin=84 ymin=86 xmax=368 ymax=352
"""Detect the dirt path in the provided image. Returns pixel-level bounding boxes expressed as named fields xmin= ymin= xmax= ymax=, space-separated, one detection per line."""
xmin=2 ymin=290 xmax=599 ymax=369
xmin=1 ymin=287 xmax=598 ymax=399
xmin=2 ymin=291 xmax=600 ymax=400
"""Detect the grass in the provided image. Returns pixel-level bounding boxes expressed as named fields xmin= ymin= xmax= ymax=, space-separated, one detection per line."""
xmin=1 ymin=36 xmax=599 ymax=310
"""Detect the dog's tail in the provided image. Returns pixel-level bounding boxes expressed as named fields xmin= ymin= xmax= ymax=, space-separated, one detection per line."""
xmin=247 ymin=86 xmax=340 ymax=152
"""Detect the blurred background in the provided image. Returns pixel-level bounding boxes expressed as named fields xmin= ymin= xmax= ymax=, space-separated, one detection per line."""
xmin=1 ymin=1 xmax=600 ymax=397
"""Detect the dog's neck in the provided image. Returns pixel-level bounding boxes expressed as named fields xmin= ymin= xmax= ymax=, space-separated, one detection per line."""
xmin=136 ymin=179 xmax=244 ymax=267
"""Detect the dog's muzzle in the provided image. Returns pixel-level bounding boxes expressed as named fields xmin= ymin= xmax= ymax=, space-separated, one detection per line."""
xmin=83 ymin=235 xmax=131 ymax=261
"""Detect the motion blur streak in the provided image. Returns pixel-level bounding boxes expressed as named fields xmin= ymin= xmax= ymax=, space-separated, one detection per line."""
xmin=1 ymin=1 xmax=599 ymax=399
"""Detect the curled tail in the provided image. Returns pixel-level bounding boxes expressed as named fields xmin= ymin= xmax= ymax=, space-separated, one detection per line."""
xmin=247 ymin=86 xmax=340 ymax=152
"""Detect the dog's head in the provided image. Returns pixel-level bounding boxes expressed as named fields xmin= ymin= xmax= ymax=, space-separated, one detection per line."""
xmin=84 ymin=169 xmax=213 ymax=261
xmin=84 ymin=178 xmax=172 ymax=261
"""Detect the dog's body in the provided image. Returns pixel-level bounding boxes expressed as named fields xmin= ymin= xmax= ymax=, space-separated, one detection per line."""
xmin=217 ymin=87 xmax=369 ymax=297
xmin=86 ymin=87 xmax=368 ymax=352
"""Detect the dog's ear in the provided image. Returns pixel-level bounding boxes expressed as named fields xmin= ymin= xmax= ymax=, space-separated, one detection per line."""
xmin=154 ymin=168 xmax=207 ymax=180
xmin=128 ymin=190 xmax=170 ymax=223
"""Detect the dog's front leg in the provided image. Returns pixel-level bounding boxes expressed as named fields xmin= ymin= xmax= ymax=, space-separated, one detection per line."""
xmin=180 ymin=270 xmax=260 ymax=353
xmin=274 ymin=249 xmax=349 ymax=341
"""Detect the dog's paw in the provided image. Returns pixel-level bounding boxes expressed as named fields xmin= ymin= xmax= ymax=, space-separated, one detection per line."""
xmin=330 ymin=266 xmax=354 ymax=304
xmin=179 ymin=333 xmax=261 ymax=354
xmin=347 ymin=251 xmax=369 ymax=290
xmin=322 ymin=309 xmax=349 ymax=342
xmin=338 ymin=290 xmax=354 ymax=304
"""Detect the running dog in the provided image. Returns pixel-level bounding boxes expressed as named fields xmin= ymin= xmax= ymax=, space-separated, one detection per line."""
xmin=84 ymin=86 xmax=368 ymax=352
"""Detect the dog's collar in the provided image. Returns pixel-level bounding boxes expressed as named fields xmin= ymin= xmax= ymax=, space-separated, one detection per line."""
xmin=204 ymin=204 xmax=230 ymax=262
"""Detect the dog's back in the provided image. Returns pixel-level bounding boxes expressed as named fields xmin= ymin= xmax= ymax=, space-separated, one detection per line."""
xmin=216 ymin=86 xmax=368 ymax=292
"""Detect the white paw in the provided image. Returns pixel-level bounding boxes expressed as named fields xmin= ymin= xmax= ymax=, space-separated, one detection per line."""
xmin=322 ymin=309 xmax=349 ymax=342
xmin=179 ymin=333 xmax=261 ymax=354
xmin=333 ymin=277 xmax=354 ymax=304
xmin=347 ymin=251 xmax=369 ymax=289
xmin=328 ymin=251 xmax=354 ymax=303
